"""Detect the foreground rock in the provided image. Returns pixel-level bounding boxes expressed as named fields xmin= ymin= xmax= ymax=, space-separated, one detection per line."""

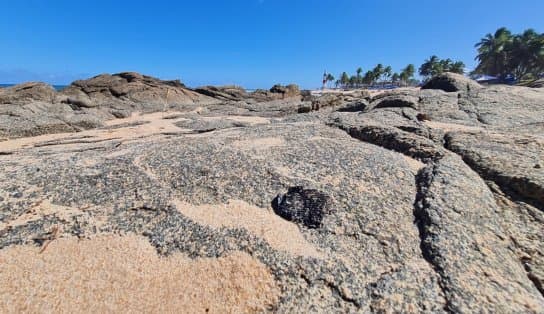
xmin=0 ymin=73 xmax=543 ymax=312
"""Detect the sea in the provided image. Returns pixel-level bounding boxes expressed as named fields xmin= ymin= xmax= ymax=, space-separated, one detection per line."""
xmin=0 ymin=84 xmax=67 ymax=91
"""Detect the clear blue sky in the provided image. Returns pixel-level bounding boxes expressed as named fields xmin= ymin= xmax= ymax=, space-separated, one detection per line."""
xmin=1 ymin=0 xmax=543 ymax=89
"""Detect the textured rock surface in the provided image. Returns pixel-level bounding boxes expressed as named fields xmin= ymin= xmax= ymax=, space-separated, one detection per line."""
xmin=422 ymin=72 xmax=483 ymax=92
xmin=1 ymin=73 xmax=544 ymax=312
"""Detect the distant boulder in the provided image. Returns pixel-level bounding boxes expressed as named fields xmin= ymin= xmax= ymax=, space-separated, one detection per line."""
xmin=250 ymin=84 xmax=301 ymax=102
xmin=422 ymin=72 xmax=482 ymax=93
xmin=194 ymin=85 xmax=248 ymax=101
xmin=62 ymin=72 xmax=217 ymax=108
xmin=0 ymin=82 xmax=57 ymax=104
xmin=269 ymin=84 xmax=301 ymax=98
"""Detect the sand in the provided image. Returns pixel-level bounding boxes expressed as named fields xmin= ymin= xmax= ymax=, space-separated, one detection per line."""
xmin=232 ymin=137 xmax=285 ymax=150
xmin=173 ymin=199 xmax=322 ymax=258
xmin=402 ymin=155 xmax=426 ymax=173
xmin=0 ymin=111 xmax=276 ymax=154
xmin=0 ymin=235 xmax=280 ymax=313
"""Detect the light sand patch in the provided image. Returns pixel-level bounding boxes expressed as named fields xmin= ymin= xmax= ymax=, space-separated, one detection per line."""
xmin=321 ymin=175 xmax=342 ymax=187
xmin=425 ymin=121 xmax=484 ymax=132
xmin=0 ymin=131 xmax=77 ymax=152
xmin=274 ymin=166 xmax=291 ymax=177
xmin=308 ymin=136 xmax=336 ymax=141
xmin=0 ymin=112 xmax=271 ymax=153
xmin=202 ymin=115 xmax=271 ymax=125
xmin=0 ymin=235 xmax=279 ymax=313
xmin=402 ymin=155 xmax=426 ymax=174
xmin=232 ymin=137 xmax=285 ymax=150
xmin=173 ymin=199 xmax=321 ymax=258
xmin=0 ymin=111 xmax=190 ymax=152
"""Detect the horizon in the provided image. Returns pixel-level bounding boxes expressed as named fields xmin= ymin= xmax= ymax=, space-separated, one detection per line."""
xmin=1 ymin=0 xmax=543 ymax=89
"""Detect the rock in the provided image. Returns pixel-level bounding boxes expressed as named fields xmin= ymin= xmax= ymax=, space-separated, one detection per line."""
xmin=337 ymin=99 xmax=368 ymax=112
xmin=310 ymin=93 xmax=345 ymax=111
xmin=422 ymin=72 xmax=482 ymax=92
xmin=2 ymin=74 xmax=544 ymax=312
xmin=269 ymin=84 xmax=301 ymax=98
xmin=369 ymin=91 xmax=419 ymax=110
xmin=0 ymin=72 xmax=226 ymax=139
xmin=62 ymin=97 xmax=96 ymax=108
xmin=194 ymin=85 xmax=248 ymax=101
xmin=445 ymin=131 xmax=544 ymax=208
xmin=0 ymin=82 xmax=57 ymax=104
xmin=272 ymin=186 xmax=332 ymax=228
xmin=62 ymin=72 xmax=218 ymax=109
xmin=519 ymin=79 xmax=544 ymax=88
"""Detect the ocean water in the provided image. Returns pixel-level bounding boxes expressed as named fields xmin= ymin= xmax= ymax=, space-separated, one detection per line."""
xmin=0 ymin=84 xmax=67 ymax=91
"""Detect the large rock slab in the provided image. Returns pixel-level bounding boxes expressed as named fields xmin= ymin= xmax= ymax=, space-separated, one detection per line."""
xmin=62 ymin=72 xmax=219 ymax=110
xmin=1 ymin=74 xmax=544 ymax=312
xmin=0 ymin=120 xmax=446 ymax=312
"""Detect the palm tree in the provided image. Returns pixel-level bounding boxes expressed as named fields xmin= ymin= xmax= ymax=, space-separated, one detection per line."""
xmin=340 ymin=72 xmax=350 ymax=88
xmin=509 ymin=29 xmax=543 ymax=80
xmin=474 ymin=27 xmax=513 ymax=80
xmin=449 ymin=61 xmax=466 ymax=74
xmin=326 ymin=74 xmax=335 ymax=88
xmin=383 ymin=66 xmax=392 ymax=84
xmin=356 ymin=67 xmax=363 ymax=87
xmin=363 ymin=71 xmax=374 ymax=86
xmin=400 ymin=64 xmax=415 ymax=85
xmin=391 ymin=73 xmax=400 ymax=86
xmin=349 ymin=75 xmax=357 ymax=88
xmin=420 ymin=56 xmax=465 ymax=79
xmin=372 ymin=64 xmax=384 ymax=84
xmin=419 ymin=55 xmax=441 ymax=79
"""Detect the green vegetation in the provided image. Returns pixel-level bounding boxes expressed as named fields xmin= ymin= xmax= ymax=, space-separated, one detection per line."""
xmin=329 ymin=63 xmax=417 ymax=89
xmin=326 ymin=27 xmax=542 ymax=89
xmin=419 ymin=56 xmax=465 ymax=80
xmin=473 ymin=27 xmax=544 ymax=81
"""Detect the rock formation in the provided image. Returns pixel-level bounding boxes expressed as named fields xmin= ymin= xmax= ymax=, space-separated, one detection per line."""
xmin=0 ymin=73 xmax=543 ymax=313
xmin=422 ymin=72 xmax=483 ymax=92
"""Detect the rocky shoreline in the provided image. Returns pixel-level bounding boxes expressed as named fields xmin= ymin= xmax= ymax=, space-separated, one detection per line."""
xmin=0 ymin=72 xmax=543 ymax=313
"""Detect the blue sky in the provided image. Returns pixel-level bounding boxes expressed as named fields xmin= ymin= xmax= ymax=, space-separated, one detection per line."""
xmin=1 ymin=0 xmax=543 ymax=89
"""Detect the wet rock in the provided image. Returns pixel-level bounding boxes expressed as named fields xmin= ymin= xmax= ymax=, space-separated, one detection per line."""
xmin=272 ymin=186 xmax=332 ymax=228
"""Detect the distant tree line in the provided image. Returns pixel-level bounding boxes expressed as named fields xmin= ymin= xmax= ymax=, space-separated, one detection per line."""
xmin=473 ymin=27 xmax=544 ymax=81
xmin=326 ymin=56 xmax=467 ymax=89
xmin=324 ymin=64 xmax=417 ymax=89
xmin=325 ymin=27 xmax=543 ymax=89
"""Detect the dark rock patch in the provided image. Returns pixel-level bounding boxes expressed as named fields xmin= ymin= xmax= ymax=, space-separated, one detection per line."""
xmin=272 ymin=186 xmax=332 ymax=229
